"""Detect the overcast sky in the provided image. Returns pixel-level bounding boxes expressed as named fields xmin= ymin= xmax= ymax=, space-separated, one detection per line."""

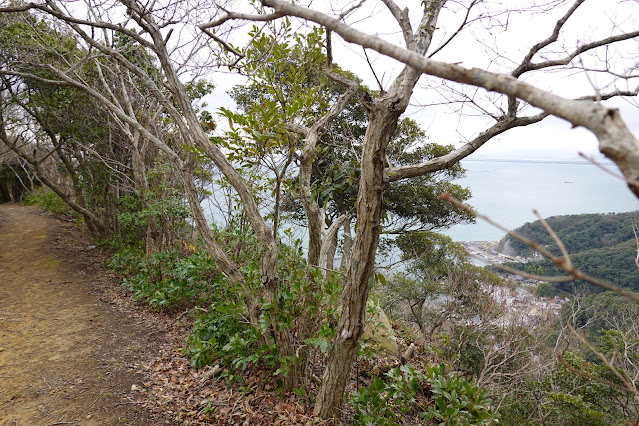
xmin=204 ymin=0 xmax=638 ymax=162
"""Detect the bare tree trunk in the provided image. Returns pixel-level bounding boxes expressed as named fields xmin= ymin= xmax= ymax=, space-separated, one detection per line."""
xmin=325 ymin=230 xmax=338 ymax=271
xmin=5 ymin=180 xmax=14 ymax=202
xmin=340 ymin=218 xmax=353 ymax=273
xmin=129 ymin=131 xmax=159 ymax=256
xmin=319 ymin=214 xmax=346 ymax=272
xmin=18 ymin=159 xmax=35 ymax=193
xmin=311 ymin=0 xmax=444 ymax=414
xmin=5 ymin=162 xmax=28 ymax=198
xmin=314 ymin=98 xmax=403 ymax=417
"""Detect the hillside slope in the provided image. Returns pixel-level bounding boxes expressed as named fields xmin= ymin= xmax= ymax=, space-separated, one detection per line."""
xmin=500 ymin=211 xmax=639 ymax=292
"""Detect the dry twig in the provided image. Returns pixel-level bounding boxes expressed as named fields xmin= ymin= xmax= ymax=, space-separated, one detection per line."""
xmin=565 ymin=323 xmax=638 ymax=397
xmin=440 ymin=192 xmax=639 ymax=303
xmin=578 ymin=152 xmax=624 ymax=180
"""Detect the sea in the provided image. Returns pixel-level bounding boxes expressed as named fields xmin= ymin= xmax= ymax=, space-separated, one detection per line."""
xmin=442 ymin=159 xmax=639 ymax=242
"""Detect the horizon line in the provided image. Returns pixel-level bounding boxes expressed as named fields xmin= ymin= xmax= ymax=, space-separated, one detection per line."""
xmin=463 ymin=157 xmax=615 ymax=166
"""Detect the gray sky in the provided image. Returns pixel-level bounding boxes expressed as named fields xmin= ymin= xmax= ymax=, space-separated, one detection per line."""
xmin=197 ymin=0 xmax=639 ymax=240
xmin=205 ymin=0 xmax=638 ymax=162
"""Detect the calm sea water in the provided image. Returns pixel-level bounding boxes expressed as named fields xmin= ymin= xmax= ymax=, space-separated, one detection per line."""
xmin=442 ymin=159 xmax=639 ymax=242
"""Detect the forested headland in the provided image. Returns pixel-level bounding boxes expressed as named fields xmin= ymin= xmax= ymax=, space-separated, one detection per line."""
xmin=3 ymin=0 xmax=639 ymax=424
xmin=501 ymin=211 xmax=639 ymax=293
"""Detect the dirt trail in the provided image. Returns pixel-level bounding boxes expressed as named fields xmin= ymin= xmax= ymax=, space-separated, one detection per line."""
xmin=0 ymin=204 xmax=165 ymax=425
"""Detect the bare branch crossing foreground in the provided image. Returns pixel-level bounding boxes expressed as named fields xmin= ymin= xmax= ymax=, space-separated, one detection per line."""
xmin=440 ymin=192 xmax=639 ymax=304
xmin=3 ymin=0 xmax=639 ymax=421
xmin=208 ymin=0 xmax=639 ymax=196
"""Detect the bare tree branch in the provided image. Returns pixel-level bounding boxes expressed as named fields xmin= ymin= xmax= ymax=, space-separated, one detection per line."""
xmin=511 ymin=0 xmax=586 ymax=77
xmin=387 ymin=112 xmax=548 ymax=181
xmin=380 ymin=0 xmax=412 ymax=48
xmin=199 ymin=10 xmax=283 ymax=30
xmin=428 ymin=0 xmax=479 ymax=58
xmin=258 ymin=0 xmax=639 ymax=197
xmin=440 ymin=192 xmax=639 ymax=303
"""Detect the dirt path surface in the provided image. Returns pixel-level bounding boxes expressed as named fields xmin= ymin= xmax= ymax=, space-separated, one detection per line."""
xmin=0 ymin=204 xmax=167 ymax=425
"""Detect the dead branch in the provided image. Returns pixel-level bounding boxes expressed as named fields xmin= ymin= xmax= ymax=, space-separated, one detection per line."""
xmin=566 ymin=322 xmax=639 ymax=397
xmin=440 ymin=192 xmax=639 ymax=303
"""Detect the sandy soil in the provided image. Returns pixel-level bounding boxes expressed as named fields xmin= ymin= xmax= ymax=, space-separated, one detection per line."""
xmin=0 ymin=204 xmax=167 ymax=425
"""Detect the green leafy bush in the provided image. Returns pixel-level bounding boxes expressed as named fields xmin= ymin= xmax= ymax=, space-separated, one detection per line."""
xmin=116 ymin=194 xmax=190 ymax=249
xmin=350 ymin=363 xmax=496 ymax=425
xmin=109 ymin=249 xmax=220 ymax=311
xmin=187 ymin=305 xmax=272 ymax=369
xmin=24 ymin=186 xmax=77 ymax=217
xmin=422 ymin=364 xmax=497 ymax=425
xmin=350 ymin=364 xmax=427 ymax=425
xmin=186 ymin=235 xmax=344 ymax=381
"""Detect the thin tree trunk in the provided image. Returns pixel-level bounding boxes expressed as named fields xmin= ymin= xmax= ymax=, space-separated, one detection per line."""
xmin=314 ymin=101 xmax=401 ymax=418
xmin=5 ymin=163 xmax=28 ymax=198
xmin=179 ymin=162 xmax=261 ymax=328
xmin=340 ymin=217 xmax=353 ymax=273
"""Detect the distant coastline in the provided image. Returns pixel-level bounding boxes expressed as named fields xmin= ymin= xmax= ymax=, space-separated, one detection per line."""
xmin=444 ymin=160 xmax=637 ymax=242
xmin=463 ymin=158 xmax=615 ymax=166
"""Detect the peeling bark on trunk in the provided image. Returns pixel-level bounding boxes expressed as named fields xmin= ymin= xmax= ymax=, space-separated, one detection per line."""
xmin=325 ymin=230 xmax=338 ymax=271
xmin=289 ymin=71 xmax=359 ymax=389
xmin=313 ymin=98 xmax=405 ymax=418
xmin=301 ymin=166 xmax=323 ymax=267
xmin=312 ymin=1 xmax=444 ymax=417
xmin=340 ymin=217 xmax=353 ymax=273
xmin=319 ymin=214 xmax=346 ymax=271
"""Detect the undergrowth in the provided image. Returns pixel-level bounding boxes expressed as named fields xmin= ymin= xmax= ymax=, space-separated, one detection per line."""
xmin=109 ymin=248 xmax=224 ymax=312
xmin=24 ymin=186 xmax=79 ymax=218
xmin=108 ymin=237 xmax=499 ymax=424
xmin=350 ymin=363 xmax=497 ymax=425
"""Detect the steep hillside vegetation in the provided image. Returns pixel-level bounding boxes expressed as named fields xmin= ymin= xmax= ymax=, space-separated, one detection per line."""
xmin=501 ymin=211 xmax=639 ymax=292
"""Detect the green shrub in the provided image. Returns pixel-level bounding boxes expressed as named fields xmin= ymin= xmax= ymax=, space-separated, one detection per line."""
xmin=24 ymin=186 xmax=77 ymax=217
xmin=185 ymin=236 xmax=343 ymax=380
xmin=110 ymin=249 xmax=221 ymax=311
xmin=350 ymin=363 xmax=497 ymax=426
xmin=422 ymin=364 xmax=497 ymax=425
xmin=187 ymin=303 xmax=255 ymax=368
xmin=116 ymin=194 xmax=190 ymax=249
xmin=350 ymin=364 xmax=427 ymax=425
xmin=109 ymin=245 xmax=274 ymax=370
xmin=108 ymin=247 xmax=145 ymax=277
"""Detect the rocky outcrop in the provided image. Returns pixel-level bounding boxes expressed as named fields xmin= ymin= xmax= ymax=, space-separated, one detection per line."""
xmin=500 ymin=238 xmax=519 ymax=257
xmin=361 ymin=301 xmax=398 ymax=354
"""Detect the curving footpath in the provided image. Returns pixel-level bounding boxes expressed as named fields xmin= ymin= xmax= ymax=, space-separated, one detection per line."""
xmin=0 ymin=204 xmax=163 ymax=425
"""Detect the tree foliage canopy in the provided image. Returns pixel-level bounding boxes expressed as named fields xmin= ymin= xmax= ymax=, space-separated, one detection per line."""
xmin=3 ymin=0 xmax=639 ymax=422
